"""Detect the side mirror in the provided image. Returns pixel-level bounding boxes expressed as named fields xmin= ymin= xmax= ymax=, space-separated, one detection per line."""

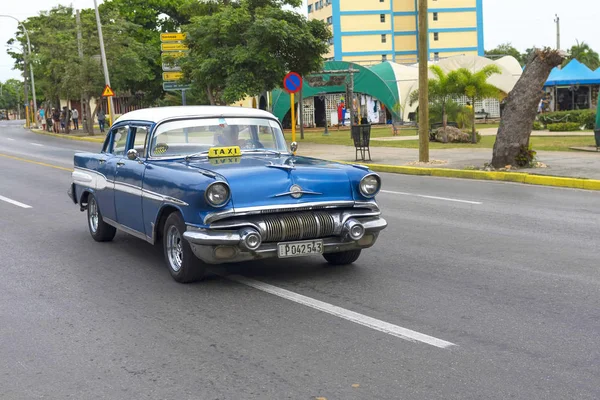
xmin=290 ymin=142 xmax=298 ymax=153
xmin=127 ymin=148 xmax=139 ymax=161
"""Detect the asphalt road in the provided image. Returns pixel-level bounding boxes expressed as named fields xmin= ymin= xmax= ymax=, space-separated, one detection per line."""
xmin=1 ymin=120 xmax=599 ymax=400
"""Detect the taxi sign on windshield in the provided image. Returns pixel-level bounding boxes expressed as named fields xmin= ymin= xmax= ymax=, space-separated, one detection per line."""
xmin=208 ymin=146 xmax=241 ymax=158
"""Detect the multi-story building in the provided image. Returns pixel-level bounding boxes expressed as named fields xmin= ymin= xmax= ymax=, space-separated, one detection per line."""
xmin=307 ymin=0 xmax=484 ymax=65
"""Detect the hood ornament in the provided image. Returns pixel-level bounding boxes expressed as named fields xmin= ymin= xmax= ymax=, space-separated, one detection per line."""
xmin=273 ymin=184 xmax=322 ymax=198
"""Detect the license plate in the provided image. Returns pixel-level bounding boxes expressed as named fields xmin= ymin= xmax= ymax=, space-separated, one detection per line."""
xmin=277 ymin=239 xmax=324 ymax=258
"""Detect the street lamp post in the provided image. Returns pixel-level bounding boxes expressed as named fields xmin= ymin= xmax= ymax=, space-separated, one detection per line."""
xmin=0 ymin=15 xmax=38 ymax=127
xmin=93 ymin=0 xmax=115 ymax=128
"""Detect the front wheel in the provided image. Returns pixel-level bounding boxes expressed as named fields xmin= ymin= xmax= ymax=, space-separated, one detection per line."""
xmin=87 ymin=193 xmax=116 ymax=242
xmin=163 ymin=212 xmax=206 ymax=283
xmin=323 ymin=249 xmax=362 ymax=265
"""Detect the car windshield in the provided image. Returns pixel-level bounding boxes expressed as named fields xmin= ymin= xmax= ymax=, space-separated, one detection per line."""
xmin=150 ymin=117 xmax=288 ymax=158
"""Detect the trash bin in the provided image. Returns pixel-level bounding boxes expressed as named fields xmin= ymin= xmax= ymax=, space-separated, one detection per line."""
xmin=351 ymin=124 xmax=372 ymax=161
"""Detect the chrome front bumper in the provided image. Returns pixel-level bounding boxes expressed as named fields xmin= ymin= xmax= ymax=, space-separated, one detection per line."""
xmin=183 ymin=216 xmax=387 ymax=264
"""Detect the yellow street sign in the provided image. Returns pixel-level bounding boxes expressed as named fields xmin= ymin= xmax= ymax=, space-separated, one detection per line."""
xmin=161 ymin=43 xmax=188 ymax=51
xmin=162 ymin=51 xmax=188 ymax=59
xmin=161 ymin=32 xmax=186 ymax=42
xmin=162 ymin=72 xmax=184 ymax=81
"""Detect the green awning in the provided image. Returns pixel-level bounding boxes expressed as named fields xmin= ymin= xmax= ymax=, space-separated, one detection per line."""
xmin=271 ymin=61 xmax=400 ymax=122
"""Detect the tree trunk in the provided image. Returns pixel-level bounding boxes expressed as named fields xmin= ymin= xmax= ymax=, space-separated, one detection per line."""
xmin=471 ymin=97 xmax=476 ymax=144
xmin=442 ymin=102 xmax=447 ymax=129
xmin=491 ymin=49 xmax=565 ymax=167
xmin=206 ymin=85 xmax=216 ymax=105
xmin=84 ymin=95 xmax=94 ymax=135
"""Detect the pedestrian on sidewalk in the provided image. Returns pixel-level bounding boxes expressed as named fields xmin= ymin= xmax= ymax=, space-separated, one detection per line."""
xmin=72 ymin=108 xmax=79 ymax=130
xmin=97 ymin=108 xmax=106 ymax=133
xmin=52 ymin=108 xmax=60 ymax=133
xmin=39 ymin=108 xmax=46 ymax=131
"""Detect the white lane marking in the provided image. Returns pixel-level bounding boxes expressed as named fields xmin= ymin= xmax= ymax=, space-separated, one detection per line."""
xmin=30 ymin=143 xmax=44 ymax=147
xmin=227 ymin=275 xmax=456 ymax=349
xmin=0 ymin=195 xmax=32 ymax=209
xmin=7 ymin=138 xmax=15 ymax=141
xmin=381 ymin=190 xmax=482 ymax=205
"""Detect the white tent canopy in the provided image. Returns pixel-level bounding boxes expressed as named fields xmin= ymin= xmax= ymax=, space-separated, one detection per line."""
xmin=385 ymin=55 xmax=522 ymax=120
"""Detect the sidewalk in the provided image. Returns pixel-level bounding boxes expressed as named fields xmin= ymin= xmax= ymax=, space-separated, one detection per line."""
xmin=295 ymin=142 xmax=600 ymax=180
xmin=370 ymin=127 xmax=595 ymax=142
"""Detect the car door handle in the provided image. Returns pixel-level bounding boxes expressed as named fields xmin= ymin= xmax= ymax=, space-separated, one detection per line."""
xmin=116 ymin=161 xmax=125 ymax=167
xmin=99 ymin=159 xmax=106 ymax=164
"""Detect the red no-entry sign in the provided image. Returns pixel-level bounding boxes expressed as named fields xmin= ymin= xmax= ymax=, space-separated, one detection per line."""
xmin=283 ymin=72 xmax=303 ymax=94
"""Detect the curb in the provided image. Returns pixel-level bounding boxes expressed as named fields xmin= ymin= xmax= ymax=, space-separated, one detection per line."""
xmin=343 ymin=162 xmax=600 ymax=191
xmin=30 ymin=128 xmax=106 ymax=143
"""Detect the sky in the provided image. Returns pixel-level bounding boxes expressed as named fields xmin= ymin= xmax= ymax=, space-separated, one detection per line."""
xmin=1 ymin=0 xmax=599 ymax=82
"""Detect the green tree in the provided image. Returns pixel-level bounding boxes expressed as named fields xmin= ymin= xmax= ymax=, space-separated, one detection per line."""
xmin=8 ymin=4 xmax=159 ymax=133
xmin=566 ymin=40 xmax=600 ymax=70
xmin=485 ymin=43 xmax=525 ymax=66
xmin=409 ymin=65 xmax=462 ymax=129
xmin=181 ymin=0 xmax=331 ymax=105
xmin=0 ymin=79 xmax=24 ymax=115
xmin=451 ymin=65 xmax=502 ymax=143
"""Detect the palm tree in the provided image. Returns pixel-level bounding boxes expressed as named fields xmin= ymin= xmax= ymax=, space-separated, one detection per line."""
xmin=451 ymin=65 xmax=502 ymax=143
xmin=409 ymin=65 xmax=461 ymax=129
xmin=567 ymin=40 xmax=600 ymax=70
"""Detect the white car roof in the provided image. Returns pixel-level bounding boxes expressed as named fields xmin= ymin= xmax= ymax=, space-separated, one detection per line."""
xmin=115 ymin=106 xmax=278 ymax=124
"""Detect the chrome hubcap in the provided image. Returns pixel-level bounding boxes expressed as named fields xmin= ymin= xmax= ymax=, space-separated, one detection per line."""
xmin=166 ymin=225 xmax=183 ymax=272
xmin=89 ymin=198 xmax=99 ymax=233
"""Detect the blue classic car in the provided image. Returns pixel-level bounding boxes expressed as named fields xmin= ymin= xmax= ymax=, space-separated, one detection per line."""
xmin=68 ymin=106 xmax=387 ymax=283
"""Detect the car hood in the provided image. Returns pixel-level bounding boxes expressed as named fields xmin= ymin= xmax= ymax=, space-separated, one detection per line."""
xmin=186 ymin=154 xmax=356 ymax=209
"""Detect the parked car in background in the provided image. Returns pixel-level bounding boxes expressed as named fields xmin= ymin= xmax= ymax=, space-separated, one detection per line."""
xmin=68 ymin=106 xmax=387 ymax=283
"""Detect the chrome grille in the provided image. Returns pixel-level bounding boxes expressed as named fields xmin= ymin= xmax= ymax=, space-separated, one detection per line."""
xmin=262 ymin=212 xmax=335 ymax=242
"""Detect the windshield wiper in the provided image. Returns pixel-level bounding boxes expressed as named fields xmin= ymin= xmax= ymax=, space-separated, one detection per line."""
xmin=242 ymin=149 xmax=283 ymax=156
xmin=185 ymin=151 xmax=210 ymax=161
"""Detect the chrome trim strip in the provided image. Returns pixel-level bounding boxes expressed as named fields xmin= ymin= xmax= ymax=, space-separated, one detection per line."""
xmin=73 ymin=167 xmax=188 ymax=206
xmin=273 ymin=190 xmax=322 ymax=198
xmin=203 ymin=201 xmax=363 ymax=224
xmin=104 ymin=217 xmax=154 ymax=244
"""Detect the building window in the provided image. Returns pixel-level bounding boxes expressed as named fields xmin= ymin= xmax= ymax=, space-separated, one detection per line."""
xmin=327 ymin=16 xmax=332 ymax=25
xmin=433 ymin=12 xmax=438 ymax=21
xmin=307 ymin=4 xmax=312 ymax=13
xmin=381 ymin=34 xmax=387 ymax=43
xmin=380 ymin=14 xmax=386 ymax=23
xmin=434 ymin=32 xmax=439 ymax=41
xmin=434 ymin=52 xmax=439 ymax=61
xmin=326 ymin=0 xmax=331 ymax=5
xmin=380 ymin=0 xmax=385 ymax=2
xmin=328 ymin=37 xmax=334 ymax=45
xmin=382 ymin=54 xmax=387 ymax=62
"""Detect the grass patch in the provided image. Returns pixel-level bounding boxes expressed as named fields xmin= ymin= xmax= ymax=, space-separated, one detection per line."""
xmin=287 ymin=132 xmax=597 ymax=152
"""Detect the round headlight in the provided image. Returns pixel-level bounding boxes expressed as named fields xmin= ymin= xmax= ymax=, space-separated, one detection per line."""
xmin=359 ymin=174 xmax=381 ymax=197
xmin=205 ymin=182 xmax=231 ymax=207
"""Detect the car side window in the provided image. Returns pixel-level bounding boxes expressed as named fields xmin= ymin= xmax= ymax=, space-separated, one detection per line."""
xmin=132 ymin=126 xmax=149 ymax=156
xmin=113 ymin=127 xmax=129 ymax=156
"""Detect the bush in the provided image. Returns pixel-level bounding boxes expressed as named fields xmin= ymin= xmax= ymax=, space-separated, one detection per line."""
xmin=532 ymin=121 xmax=545 ymax=130
xmin=547 ymin=122 xmax=581 ymax=132
xmin=538 ymin=110 xmax=596 ymax=129
xmin=515 ymin=145 xmax=537 ymax=168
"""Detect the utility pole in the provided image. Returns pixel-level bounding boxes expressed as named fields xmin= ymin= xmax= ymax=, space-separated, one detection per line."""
xmin=22 ymin=49 xmax=30 ymax=127
xmin=76 ymin=9 xmax=90 ymax=134
xmin=417 ymin=0 xmax=429 ymax=162
xmin=93 ymin=0 xmax=114 ymax=128
xmin=554 ymin=14 xmax=560 ymax=50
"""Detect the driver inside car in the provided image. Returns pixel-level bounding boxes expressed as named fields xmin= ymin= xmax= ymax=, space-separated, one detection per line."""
xmin=214 ymin=125 xmax=248 ymax=147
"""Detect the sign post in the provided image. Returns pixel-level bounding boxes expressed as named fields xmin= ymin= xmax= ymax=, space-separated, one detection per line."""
xmin=283 ymin=72 xmax=303 ymax=148
xmin=102 ymin=84 xmax=115 ymax=127
xmin=161 ymin=32 xmax=190 ymax=105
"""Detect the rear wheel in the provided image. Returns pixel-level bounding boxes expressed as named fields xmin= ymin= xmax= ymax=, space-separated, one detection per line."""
xmin=323 ymin=249 xmax=362 ymax=266
xmin=87 ymin=194 xmax=116 ymax=242
xmin=163 ymin=212 xmax=206 ymax=283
